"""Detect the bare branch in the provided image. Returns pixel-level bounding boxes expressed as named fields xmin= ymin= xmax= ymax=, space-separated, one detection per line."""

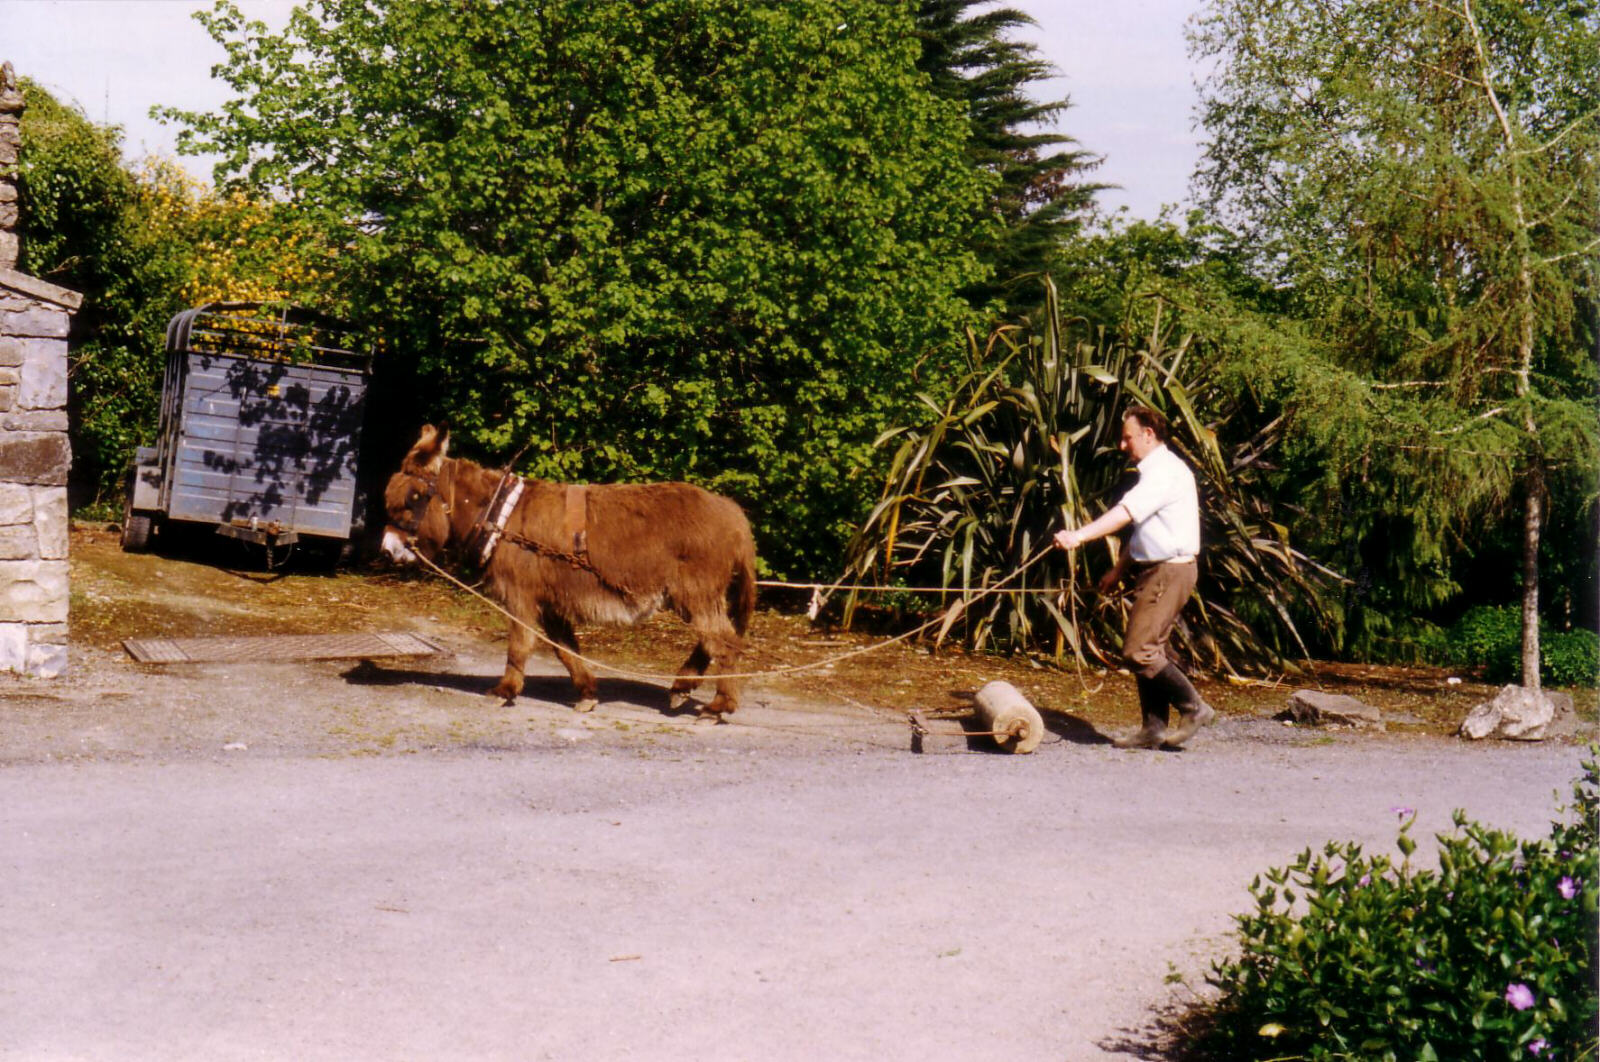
xmin=1416 ymin=0 xmax=1469 ymax=22
xmin=1515 ymin=109 xmax=1600 ymax=159
xmin=1394 ymin=445 xmax=1505 ymax=455
xmin=1433 ymin=405 xmax=1508 ymax=435
xmin=1460 ymin=0 xmax=1519 ymax=153
xmin=1529 ymin=184 xmax=1582 ymax=230
xmin=1404 ymin=55 xmax=1488 ymax=92
xmin=1542 ymin=235 xmax=1600 ymax=267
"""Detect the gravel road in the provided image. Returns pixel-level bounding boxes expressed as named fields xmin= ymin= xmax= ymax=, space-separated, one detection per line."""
xmin=0 ymin=641 xmax=1590 ymax=1060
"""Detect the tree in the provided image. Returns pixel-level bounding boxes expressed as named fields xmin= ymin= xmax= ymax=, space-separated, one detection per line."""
xmin=1189 ymin=0 xmax=1600 ymax=684
xmin=164 ymin=0 xmax=997 ymax=576
xmin=914 ymin=0 xmax=1104 ymax=313
xmin=17 ymin=81 xmax=332 ymax=507
xmin=18 ymin=81 xmax=180 ymax=508
xmin=133 ymin=157 xmax=330 ymax=309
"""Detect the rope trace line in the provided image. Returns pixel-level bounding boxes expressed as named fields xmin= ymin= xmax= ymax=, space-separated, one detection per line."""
xmin=410 ymin=544 xmax=1059 ymax=684
xmin=757 ymin=576 xmax=1051 ymax=623
xmin=755 ymin=579 xmax=1052 ymax=595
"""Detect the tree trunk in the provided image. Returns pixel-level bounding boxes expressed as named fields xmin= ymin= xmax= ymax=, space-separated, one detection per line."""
xmin=1521 ymin=470 xmax=1543 ymax=690
xmin=1463 ymin=0 xmax=1547 ymax=689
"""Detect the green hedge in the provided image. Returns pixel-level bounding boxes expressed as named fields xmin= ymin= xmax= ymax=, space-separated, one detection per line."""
xmin=1545 ymin=629 xmax=1600 ymax=690
xmin=1446 ymin=606 xmax=1599 ymax=688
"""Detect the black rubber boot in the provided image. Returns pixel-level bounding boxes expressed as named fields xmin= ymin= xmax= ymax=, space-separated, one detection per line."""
xmin=1114 ymin=675 xmax=1170 ymax=749
xmin=1150 ymin=662 xmax=1215 ymax=747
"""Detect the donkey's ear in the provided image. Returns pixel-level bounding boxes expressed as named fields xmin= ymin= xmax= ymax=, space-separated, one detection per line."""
xmin=411 ymin=423 xmax=448 ymax=472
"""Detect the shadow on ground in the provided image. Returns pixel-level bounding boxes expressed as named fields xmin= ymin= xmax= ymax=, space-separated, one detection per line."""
xmin=339 ymin=659 xmax=700 ymax=717
xmin=1042 ymin=709 xmax=1116 ymax=746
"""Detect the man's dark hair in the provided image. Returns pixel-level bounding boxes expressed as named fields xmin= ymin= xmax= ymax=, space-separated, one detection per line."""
xmin=1124 ymin=404 xmax=1170 ymax=441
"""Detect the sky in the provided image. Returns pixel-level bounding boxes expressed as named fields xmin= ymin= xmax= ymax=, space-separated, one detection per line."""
xmin=0 ymin=0 xmax=1205 ymax=219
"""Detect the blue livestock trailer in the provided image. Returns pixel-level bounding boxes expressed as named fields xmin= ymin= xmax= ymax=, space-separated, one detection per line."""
xmin=121 ymin=303 xmax=375 ymax=564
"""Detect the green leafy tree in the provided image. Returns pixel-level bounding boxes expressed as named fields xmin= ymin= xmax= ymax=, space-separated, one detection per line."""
xmin=1189 ymin=0 xmax=1600 ymax=682
xmin=17 ymin=82 xmax=180 ymax=508
xmin=18 ymin=82 xmax=331 ymax=507
xmin=914 ymin=1 xmax=1104 ymax=312
xmin=134 ymin=157 xmax=331 ymax=309
xmin=164 ymin=0 xmax=996 ymax=576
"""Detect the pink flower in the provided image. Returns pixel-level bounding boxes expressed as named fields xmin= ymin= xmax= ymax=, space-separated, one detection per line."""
xmin=1390 ymin=805 xmax=1415 ymax=818
xmin=1529 ymin=1038 xmax=1548 ymax=1056
xmin=1505 ymin=982 xmax=1536 ymax=1011
xmin=1358 ymin=873 xmax=1372 ymax=887
xmin=1558 ymin=876 xmax=1578 ymax=899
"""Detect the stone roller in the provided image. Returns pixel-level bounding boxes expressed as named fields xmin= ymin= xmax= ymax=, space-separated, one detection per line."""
xmin=910 ymin=680 xmax=1045 ymax=754
xmin=973 ymin=680 xmax=1045 ymax=753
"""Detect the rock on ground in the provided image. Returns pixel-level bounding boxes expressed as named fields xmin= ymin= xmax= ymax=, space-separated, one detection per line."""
xmin=1282 ymin=689 xmax=1385 ymax=730
xmin=1459 ymin=684 xmax=1577 ymax=742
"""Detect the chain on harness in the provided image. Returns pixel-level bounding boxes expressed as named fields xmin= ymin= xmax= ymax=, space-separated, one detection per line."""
xmin=459 ymin=467 xmax=639 ymax=601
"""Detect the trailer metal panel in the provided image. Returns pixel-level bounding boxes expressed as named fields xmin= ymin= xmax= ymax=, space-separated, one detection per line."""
xmin=123 ymin=303 xmax=375 ymax=559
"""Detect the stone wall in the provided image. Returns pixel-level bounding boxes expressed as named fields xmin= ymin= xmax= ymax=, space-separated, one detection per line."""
xmin=0 ymin=61 xmax=17 ymax=272
xmin=0 ymin=268 xmax=77 ymax=677
xmin=0 ymin=60 xmax=80 ymax=678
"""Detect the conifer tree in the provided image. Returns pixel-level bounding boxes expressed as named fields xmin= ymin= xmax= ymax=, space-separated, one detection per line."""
xmin=1190 ymin=0 xmax=1600 ymax=682
xmin=915 ymin=0 xmax=1104 ymax=313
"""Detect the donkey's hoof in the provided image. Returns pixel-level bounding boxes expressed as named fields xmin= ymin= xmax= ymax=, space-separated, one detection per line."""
xmin=668 ymin=690 xmax=693 ymax=712
xmin=486 ymin=687 xmax=517 ymax=707
xmin=574 ymin=698 xmax=598 ymax=714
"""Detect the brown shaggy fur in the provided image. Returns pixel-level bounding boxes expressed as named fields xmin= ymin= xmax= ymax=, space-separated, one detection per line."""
xmin=383 ymin=425 xmax=757 ymax=717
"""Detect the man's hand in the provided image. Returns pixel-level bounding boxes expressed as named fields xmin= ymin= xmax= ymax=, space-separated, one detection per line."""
xmin=1096 ymin=568 xmax=1121 ymax=595
xmin=1053 ymin=505 xmax=1130 ymax=554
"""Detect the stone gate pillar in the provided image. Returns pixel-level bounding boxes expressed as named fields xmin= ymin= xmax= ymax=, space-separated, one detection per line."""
xmin=0 ymin=61 xmax=78 ymax=678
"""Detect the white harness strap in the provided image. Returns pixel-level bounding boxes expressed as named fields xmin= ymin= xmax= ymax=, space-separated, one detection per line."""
xmin=477 ymin=477 xmax=525 ymax=566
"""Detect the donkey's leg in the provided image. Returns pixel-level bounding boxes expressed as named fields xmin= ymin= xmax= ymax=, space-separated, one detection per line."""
xmin=668 ymin=643 xmax=712 ymax=711
xmin=542 ymin=611 xmax=599 ymax=713
xmin=690 ymin=610 xmax=745 ymax=720
xmin=488 ymin=616 xmax=537 ymax=705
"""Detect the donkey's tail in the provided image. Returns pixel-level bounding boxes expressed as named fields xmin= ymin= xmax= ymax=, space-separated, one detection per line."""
xmin=729 ymin=545 xmax=757 ymax=637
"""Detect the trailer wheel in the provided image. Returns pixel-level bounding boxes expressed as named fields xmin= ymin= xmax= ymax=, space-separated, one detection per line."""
xmin=120 ymin=512 xmax=155 ymax=552
xmin=119 ymin=472 xmax=158 ymax=553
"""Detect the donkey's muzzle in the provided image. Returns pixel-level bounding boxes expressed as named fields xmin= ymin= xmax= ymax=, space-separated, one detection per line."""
xmin=381 ymin=527 xmax=419 ymax=565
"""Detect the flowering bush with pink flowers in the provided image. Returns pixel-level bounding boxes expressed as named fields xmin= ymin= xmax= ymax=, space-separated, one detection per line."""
xmin=1198 ymin=756 xmax=1597 ymax=1060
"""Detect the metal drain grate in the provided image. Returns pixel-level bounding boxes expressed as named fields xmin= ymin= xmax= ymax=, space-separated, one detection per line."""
xmin=123 ymin=631 xmax=447 ymax=665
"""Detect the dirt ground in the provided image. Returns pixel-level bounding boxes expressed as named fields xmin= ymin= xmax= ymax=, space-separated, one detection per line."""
xmin=38 ymin=522 xmax=1597 ymax=758
xmin=1 ymin=525 xmax=1594 ymax=1060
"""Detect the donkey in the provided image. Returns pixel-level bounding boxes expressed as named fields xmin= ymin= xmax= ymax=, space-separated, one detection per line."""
xmin=380 ymin=425 xmax=757 ymax=718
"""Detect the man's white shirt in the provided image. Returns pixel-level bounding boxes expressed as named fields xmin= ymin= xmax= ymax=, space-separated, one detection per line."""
xmin=1118 ymin=443 xmax=1200 ymax=563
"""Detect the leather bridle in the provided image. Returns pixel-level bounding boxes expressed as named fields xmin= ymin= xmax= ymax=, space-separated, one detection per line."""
xmin=391 ymin=459 xmax=524 ymax=570
xmin=392 ymin=462 xmax=453 ymax=537
xmin=388 ymin=458 xmax=630 ymax=597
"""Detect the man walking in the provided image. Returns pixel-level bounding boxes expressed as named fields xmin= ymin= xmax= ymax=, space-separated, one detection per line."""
xmin=1054 ymin=405 xmax=1215 ymax=749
